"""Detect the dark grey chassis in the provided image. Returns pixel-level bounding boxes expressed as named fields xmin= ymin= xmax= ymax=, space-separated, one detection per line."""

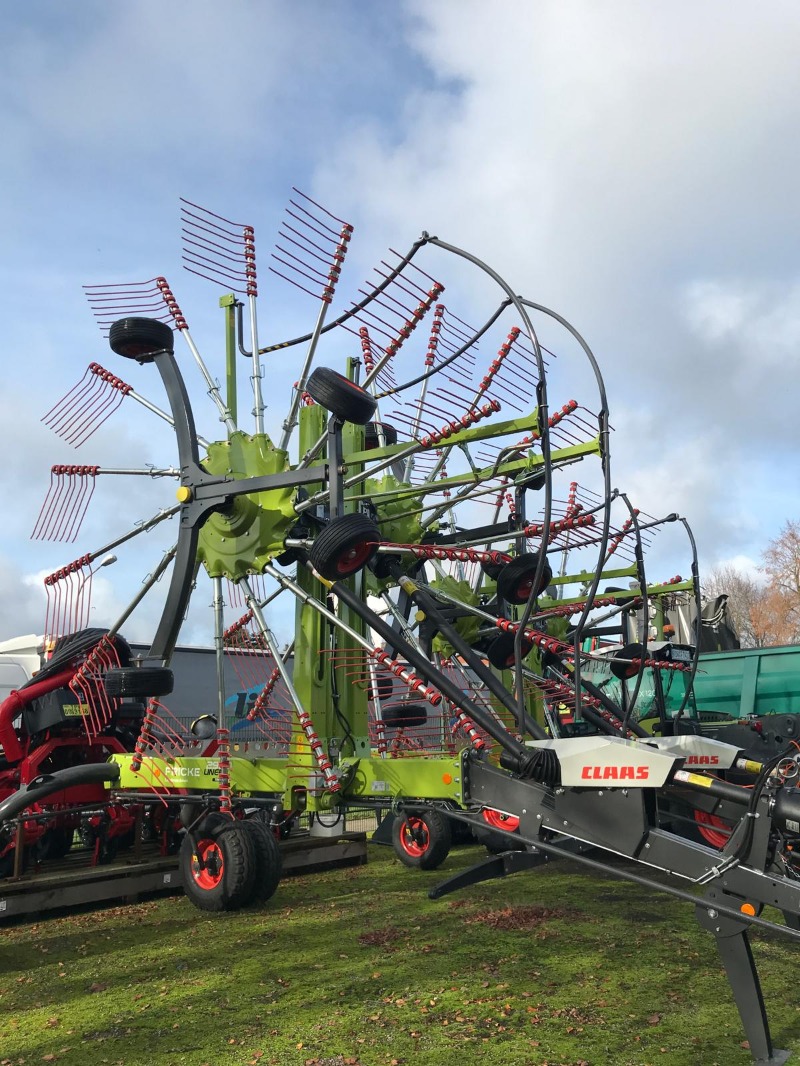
xmin=410 ymin=754 xmax=800 ymax=1066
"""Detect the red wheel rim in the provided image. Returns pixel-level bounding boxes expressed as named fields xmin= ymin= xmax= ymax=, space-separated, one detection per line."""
xmin=502 ymin=640 xmax=532 ymax=667
xmin=515 ymin=577 xmax=534 ymax=600
xmin=191 ymin=838 xmax=224 ymax=889
xmin=482 ymin=809 xmax=520 ymax=833
xmin=335 ymin=540 xmax=372 ymax=575
xmin=694 ymin=809 xmax=731 ymax=850
xmin=399 ymin=816 xmax=429 ymax=858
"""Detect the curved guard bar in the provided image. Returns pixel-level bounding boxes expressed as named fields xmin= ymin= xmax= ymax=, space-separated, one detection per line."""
xmin=0 ymin=668 xmax=76 ymax=765
xmin=0 ymin=762 xmax=121 ymax=823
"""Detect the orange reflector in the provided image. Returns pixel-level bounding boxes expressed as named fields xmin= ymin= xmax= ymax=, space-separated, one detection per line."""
xmin=442 ymin=773 xmax=453 ymax=785
xmin=740 ymin=902 xmax=756 ymax=917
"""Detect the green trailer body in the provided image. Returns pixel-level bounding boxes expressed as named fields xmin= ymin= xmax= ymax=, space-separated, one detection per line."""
xmin=664 ymin=644 xmax=800 ymax=722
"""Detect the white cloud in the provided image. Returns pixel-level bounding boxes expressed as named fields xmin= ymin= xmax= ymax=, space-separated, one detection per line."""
xmin=1 ymin=0 xmax=799 ymax=650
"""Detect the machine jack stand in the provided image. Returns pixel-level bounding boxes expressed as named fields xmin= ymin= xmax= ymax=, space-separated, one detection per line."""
xmin=696 ymin=893 xmax=790 ymax=1065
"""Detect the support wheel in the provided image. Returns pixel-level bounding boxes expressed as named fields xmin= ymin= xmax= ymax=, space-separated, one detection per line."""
xmin=382 ymin=703 xmax=428 ymax=729
xmin=496 ymin=553 xmax=553 ymax=605
xmin=109 ymin=317 xmax=174 ymax=362
xmin=242 ymin=819 xmax=283 ymax=904
xmin=309 ymin=513 xmax=381 ymax=580
xmin=392 ymin=809 xmax=452 ymax=870
xmin=180 ymin=820 xmax=257 ymax=912
xmin=104 ymin=667 xmax=174 ymax=699
xmin=472 ymin=810 xmax=523 ymax=854
xmin=306 ymin=367 xmax=377 ymax=424
xmin=485 ymin=630 xmax=534 ymax=669
xmin=365 ymin=422 xmax=399 ymax=448
xmin=37 ymin=826 xmax=74 ymax=862
xmin=610 ymin=643 xmax=646 ymax=680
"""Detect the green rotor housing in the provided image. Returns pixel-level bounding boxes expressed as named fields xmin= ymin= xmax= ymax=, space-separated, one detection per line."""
xmin=196 ymin=431 xmax=297 ymax=580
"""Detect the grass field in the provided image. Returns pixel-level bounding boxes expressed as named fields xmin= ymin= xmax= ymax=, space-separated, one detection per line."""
xmin=1 ymin=841 xmax=799 ymax=1066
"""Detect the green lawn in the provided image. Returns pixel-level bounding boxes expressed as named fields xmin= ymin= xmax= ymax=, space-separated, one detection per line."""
xmin=1 ymin=843 xmax=799 ymax=1066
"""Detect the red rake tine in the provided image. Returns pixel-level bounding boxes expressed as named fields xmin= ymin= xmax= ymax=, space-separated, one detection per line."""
xmin=268 ymin=189 xmax=352 ymax=305
xmin=42 ymin=365 xmax=107 ymax=441
xmin=31 ymin=466 xmax=95 ymax=543
xmin=60 ymin=369 xmax=130 ymax=448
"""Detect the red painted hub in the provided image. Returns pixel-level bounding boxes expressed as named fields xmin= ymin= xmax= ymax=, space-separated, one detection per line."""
xmin=399 ymin=816 xmax=430 ymax=857
xmin=336 ymin=540 xmax=372 ymax=575
xmin=694 ymin=808 xmax=731 ymax=850
xmin=482 ymin=809 xmax=520 ymax=833
xmin=190 ymin=838 xmax=224 ymax=889
xmin=515 ymin=577 xmax=534 ymax=600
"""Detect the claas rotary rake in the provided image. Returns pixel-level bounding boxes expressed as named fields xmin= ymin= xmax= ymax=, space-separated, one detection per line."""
xmin=3 ymin=189 xmax=799 ymax=1062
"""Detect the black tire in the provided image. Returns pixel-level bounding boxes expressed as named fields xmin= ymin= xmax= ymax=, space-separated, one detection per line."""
xmin=180 ymin=820 xmax=257 ymax=913
xmin=610 ymin=643 xmax=646 ymax=680
xmin=309 ymin=513 xmax=381 ymax=580
xmin=392 ymin=809 xmax=452 ymax=870
xmin=382 ymin=703 xmax=428 ymax=729
xmin=496 ymin=553 xmax=553 ymax=605
xmin=480 ymin=558 xmax=504 ymax=582
xmin=104 ymin=666 xmax=174 ymax=699
xmin=485 ymin=630 xmax=534 ymax=669
xmin=306 ymin=367 xmax=377 ymax=424
xmin=0 ymin=846 xmax=26 ymax=879
xmin=365 ymin=422 xmax=399 ymax=448
xmin=242 ymin=819 xmax=282 ymax=904
xmin=37 ymin=826 xmax=74 ymax=862
xmin=471 ymin=811 xmax=524 ymax=854
xmin=28 ymin=629 xmax=132 ymax=690
xmin=109 ymin=317 xmax=174 ymax=361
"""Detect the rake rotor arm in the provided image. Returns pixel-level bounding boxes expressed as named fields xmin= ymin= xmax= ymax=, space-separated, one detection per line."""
xmin=324 ymin=571 xmax=547 ymax=774
xmin=260 ymin=236 xmax=430 ymax=356
xmin=389 ymin=568 xmax=548 ymax=741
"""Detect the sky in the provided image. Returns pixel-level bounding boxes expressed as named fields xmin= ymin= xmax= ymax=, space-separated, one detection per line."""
xmin=1 ymin=0 xmax=799 ymax=650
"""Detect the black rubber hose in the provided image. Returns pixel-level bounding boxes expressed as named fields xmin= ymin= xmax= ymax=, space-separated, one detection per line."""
xmin=0 ymin=763 xmax=121 ymax=823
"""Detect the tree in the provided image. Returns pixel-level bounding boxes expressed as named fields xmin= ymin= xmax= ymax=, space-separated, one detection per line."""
xmin=703 ymin=564 xmax=763 ymax=648
xmin=762 ymin=520 xmax=800 ymax=641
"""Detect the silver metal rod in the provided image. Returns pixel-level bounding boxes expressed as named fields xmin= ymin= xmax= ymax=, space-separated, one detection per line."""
xmin=108 ymin=544 xmax=177 ymax=643
xmin=212 ymin=576 xmax=226 ymax=729
xmin=248 ymin=293 xmax=266 ymax=436
xmin=402 ymin=373 xmax=434 ymax=482
xmin=85 ymin=506 xmax=180 ymax=566
xmin=89 ymin=467 xmax=180 ymax=478
xmin=279 ymin=298 xmax=329 ymax=452
xmin=181 ymin=326 xmax=237 ymax=435
xmin=240 ymin=577 xmax=307 ymax=719
xmin=128 ymin=388 xmax=210 ymax=451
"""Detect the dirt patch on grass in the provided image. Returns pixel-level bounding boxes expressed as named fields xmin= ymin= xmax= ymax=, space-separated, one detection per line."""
xmin=357 ymin=925 xmax=405 ymax=949
xmin=464 ymin=904 xmax=573 ymax=931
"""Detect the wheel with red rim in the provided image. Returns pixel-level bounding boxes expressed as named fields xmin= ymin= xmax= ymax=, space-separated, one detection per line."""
xmin=309 ymin=513 xmax=381 ymax=580
xmin=496 ymin=553 xmax=553 ymax=605
xmin=610 ymin=643 xmax=646 ymax=681
xmin=693 ymin=808 xmax=732 ymax=850
xmin=485 ymin=631 xmax=534 ymax=670
xmin=179 ymin=819 xmax=256 ymax=912
xmin=306 ymin=366 xmax=377 ymax=424
xmin=392 ymin=808 xmax=452 ymax=870
xmin=472 ymin=808 xmax=524 ymax=854
xmin=242 ymin=818 xmax=282 ymax=904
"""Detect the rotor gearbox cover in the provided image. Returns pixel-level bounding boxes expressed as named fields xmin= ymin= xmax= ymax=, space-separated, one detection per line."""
xmin=196 ymin=432 xmax=298 ymax=581
xmin=363 ymin=474 xmax=427 ymax=592
xmin=429 ymin=575 xmax=480 ymax=657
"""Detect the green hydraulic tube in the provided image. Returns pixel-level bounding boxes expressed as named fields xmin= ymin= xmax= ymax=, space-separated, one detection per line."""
xmin=220 ymin=293 xmax=238 ymax=425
